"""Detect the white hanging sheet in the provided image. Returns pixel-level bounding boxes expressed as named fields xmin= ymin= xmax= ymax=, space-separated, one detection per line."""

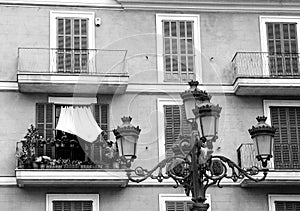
xmin=56 ymin=106 xmax=102 ymax=143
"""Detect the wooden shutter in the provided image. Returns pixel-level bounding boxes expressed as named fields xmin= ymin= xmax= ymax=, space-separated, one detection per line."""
xmin=57 ymin=18 xmax=88 ymax=73
xmin=267 ymin=22 xmax=299 ymax=76
xmin=36 ymin=103 xmax=54 ymax=157
xmin=74 ymin=201 xmax=93 ymax=211
xmin=164 ymin=105 xmax=192 ymax=157
xmin=163 ymin=20 xmax=195 ymax=82
xmin=92 ymin=104 xmax=109 ymax=163
xmin=271 ymin=106 xmax=300 ymax=169
xmin=53 ymin=201 xmax=72 ymax=211
xmin=166 ymin=201 xmax=193 ymax=211
xmin=53 ymin=201 xmax=92 ymax=211
xmin=275 ymin=201 xmax=300 ymax=211
xmin=93 ymin=104 xmax=109 ymax=140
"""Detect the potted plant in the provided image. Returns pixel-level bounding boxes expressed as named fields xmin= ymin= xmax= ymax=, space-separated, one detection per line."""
xmin=17 ymin=125 xmax=44 ymax=169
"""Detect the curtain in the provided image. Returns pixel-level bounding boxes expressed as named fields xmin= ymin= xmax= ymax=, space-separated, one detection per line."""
xmin=56 ymin=106 xmax=102 ymax=143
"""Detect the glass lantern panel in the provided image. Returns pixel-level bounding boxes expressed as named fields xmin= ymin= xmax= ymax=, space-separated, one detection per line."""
xmin=254 ymin=135 xmax=273 ymax=157
xmin=184 ymin=99 xmax=195 ymax=122
xmin=201 ymin=116 xmax=216 ymax=139
xmin=121 ymin=135 xmax=137 ymax=157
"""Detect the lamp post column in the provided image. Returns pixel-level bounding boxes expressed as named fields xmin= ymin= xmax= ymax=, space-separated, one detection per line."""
xmin=190 ymin=126 xmax=209 ymax=211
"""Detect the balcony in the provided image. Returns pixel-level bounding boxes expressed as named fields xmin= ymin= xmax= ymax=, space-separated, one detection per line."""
xmin=15 ymin=132 xmax=129 ymax=187
xmin=17 ymin=48 xmax=129 ymax=94
xmin=237 ymin=143 xmax=300 ymax=187
xmin=232 ymin=52 xmax=300 ymax=96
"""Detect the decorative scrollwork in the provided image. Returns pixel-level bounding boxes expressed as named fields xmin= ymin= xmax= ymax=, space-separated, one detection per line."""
xmin=127 ymin=154 xmax=268 ymax=194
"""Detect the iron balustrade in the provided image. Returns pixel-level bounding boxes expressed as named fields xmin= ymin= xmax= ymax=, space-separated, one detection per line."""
xmin=17 ymin=48 xmax=128 ymax=75
xmin=232 ymin=52 xmax=300 ymax=80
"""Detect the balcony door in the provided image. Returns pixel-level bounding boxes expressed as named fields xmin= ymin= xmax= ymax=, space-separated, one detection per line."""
xmin=57 ymin=18 xmax=89 ymax=73
xmin=267 ymin=22 xmax=299 ymax=76
xmin=36 ymin=103 xmax=108 ymax=164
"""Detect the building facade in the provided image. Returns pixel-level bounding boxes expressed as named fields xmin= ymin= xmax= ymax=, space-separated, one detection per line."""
xmin=0 ymin=0 xmax=300 ymax=210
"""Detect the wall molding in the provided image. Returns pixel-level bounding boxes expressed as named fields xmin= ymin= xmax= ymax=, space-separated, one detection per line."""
xmin=0 ymin=82 xmax=18 ymax=91
xmin=0 ymin=0 xmax=122 ymax=8
xmin=117 ymin=0 xmax=300 ymax=13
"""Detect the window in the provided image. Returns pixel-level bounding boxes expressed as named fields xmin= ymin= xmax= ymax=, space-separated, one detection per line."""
xmin=46 ymin=194 xmax=99 ymax=211
xmin=164 ymin=105 xmax=191 ymax=157
xmin=263 ymin=100 xmax=300 ymax=169
xmin=50 ymin=11 xmax=95 ymax=73
xmin=159 ymin=194 xmax=211 ymax=211
xmin=157 ymin=99 xmax=192 ymax=160
xmin=156 ymin=14 xmax=201 ymax=83
xmin=270 ymin=106 xmax=300 ymax=169
xmin=35 ymin=102 xmax=108 ymax=164
xmin=269 ymin=195 xmax=300 ymax=211
xmin=260 ymin=16 xmax=300 ymax=76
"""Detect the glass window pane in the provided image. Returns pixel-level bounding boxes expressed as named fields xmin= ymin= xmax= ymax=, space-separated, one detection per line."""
xmin=180 ymin=39 xmax=186 ymax=54
xmin=74 ymin=19 xmax=80 ymax=35
xmin=164 ymin=38 xmax=170 ymax=54
xmin=186 ymin=22 xmax=193 ymax=37
xmin=81 ymin=19 xmax=87 ymax=35
xmin=187 ymin=39 xmax=193 ymax=54
xmin=172 ymin=39 xmax=177 ymax=54
xmin=171 ymin=22 xmax=177 ymax=37
xmin=65 ymin=19 xmax=71 ymax=35
xmin=58 ymin=19 xmax=64 ymax=35
xmin=164 ymin=21 xmax=170 ymax=37
xmin=180 ymin=21 xmax=185 ymax=37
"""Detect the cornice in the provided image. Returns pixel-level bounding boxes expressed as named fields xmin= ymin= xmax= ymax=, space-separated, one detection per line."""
xmin=0 ymin=0 xmax=122 ymax=8
xmin=116 ymin=0 xmax=300 ymax=13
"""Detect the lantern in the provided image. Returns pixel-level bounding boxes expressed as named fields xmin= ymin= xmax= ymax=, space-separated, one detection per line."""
xmin=113 ymin=116 xmax=141 ymax=161
xmin=180 ymin=80 xmax=211 ymax=122
xmin=248 ymin=116 xmax=276 ymax=167
xmin=193 ymin=101 xmax=222 ymax=146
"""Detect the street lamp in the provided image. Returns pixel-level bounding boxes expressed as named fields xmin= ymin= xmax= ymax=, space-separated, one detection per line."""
xmin=115 ymin=81 xmax=276 ymax=211
xmin=113 ymin=116 xmax=141 ymax=168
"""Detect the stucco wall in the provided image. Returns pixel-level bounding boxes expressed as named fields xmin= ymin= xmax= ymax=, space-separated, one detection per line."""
xmin=0 ymin=5 xmax=262 ymax=84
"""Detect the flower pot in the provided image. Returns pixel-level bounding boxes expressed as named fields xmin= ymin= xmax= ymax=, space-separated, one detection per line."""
xmin=32 ymin=162 xmax=39 ymax=169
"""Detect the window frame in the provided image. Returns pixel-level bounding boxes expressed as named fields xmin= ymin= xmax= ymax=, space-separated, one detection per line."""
xmin=46 ymin=194 xmax=99 ymax=211
xmin=159 ymin=194 xmax=211 ymax=211
xmin=260 ymin=16 xmax=300 ymax=75
xmin=268 ymin=194 xmax=300 ymax=211
xmin=49 ymin=11 xmax=95 ymax=73
xmin=156 ymin=14 xmax=201 ymax=84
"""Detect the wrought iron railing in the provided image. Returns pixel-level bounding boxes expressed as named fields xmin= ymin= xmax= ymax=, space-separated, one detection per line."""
xmin=16 ymin=139 xmax=122 ymax=170
xmin=232 ymin=52 xmax=300 ymax=80
xmin=17 ymin=48 xmax=128 ymax=75
xmin=237 ymin=143 xmax=272 ymax=169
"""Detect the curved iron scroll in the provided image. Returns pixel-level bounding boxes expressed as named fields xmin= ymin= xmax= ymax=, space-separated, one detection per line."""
xmin=126 ymin=154 xmax=268 ymax=196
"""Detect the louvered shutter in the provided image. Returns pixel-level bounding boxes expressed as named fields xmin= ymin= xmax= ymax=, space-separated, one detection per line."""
xmin=57 ymin=18 xmax=88 ymax=73
xmin=266 ymin=22 xmax=299 ymax=76
xmin=275 ymin=201 xmax=300 ymax=211
xmin=75 ymin=201 xmax=93 ymax=211
xmin=164 ymin=105 xmax=192 ymax=157
xmin=271 ymin=106 xmax=300 ymax=169
xmin=36 ymin=103 xmax=54 ymax=157
xmin=53 ymin=201 xmax=71 ymax=211
xmin=163 ymin=20 xmax=195 ymax=82
xmin=166 ymin=201 xmax=193 ymax=211
xmin=92 ymin=104 xmax=109 ymax=140
xmin=53 ymin=201 xmax=92 ymax=211
xmin=92 ymin=104 xmax=109 ymax=163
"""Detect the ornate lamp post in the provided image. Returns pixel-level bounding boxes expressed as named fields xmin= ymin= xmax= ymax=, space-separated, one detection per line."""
xmin=114 ymin=81 xmax=276 ymax=211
